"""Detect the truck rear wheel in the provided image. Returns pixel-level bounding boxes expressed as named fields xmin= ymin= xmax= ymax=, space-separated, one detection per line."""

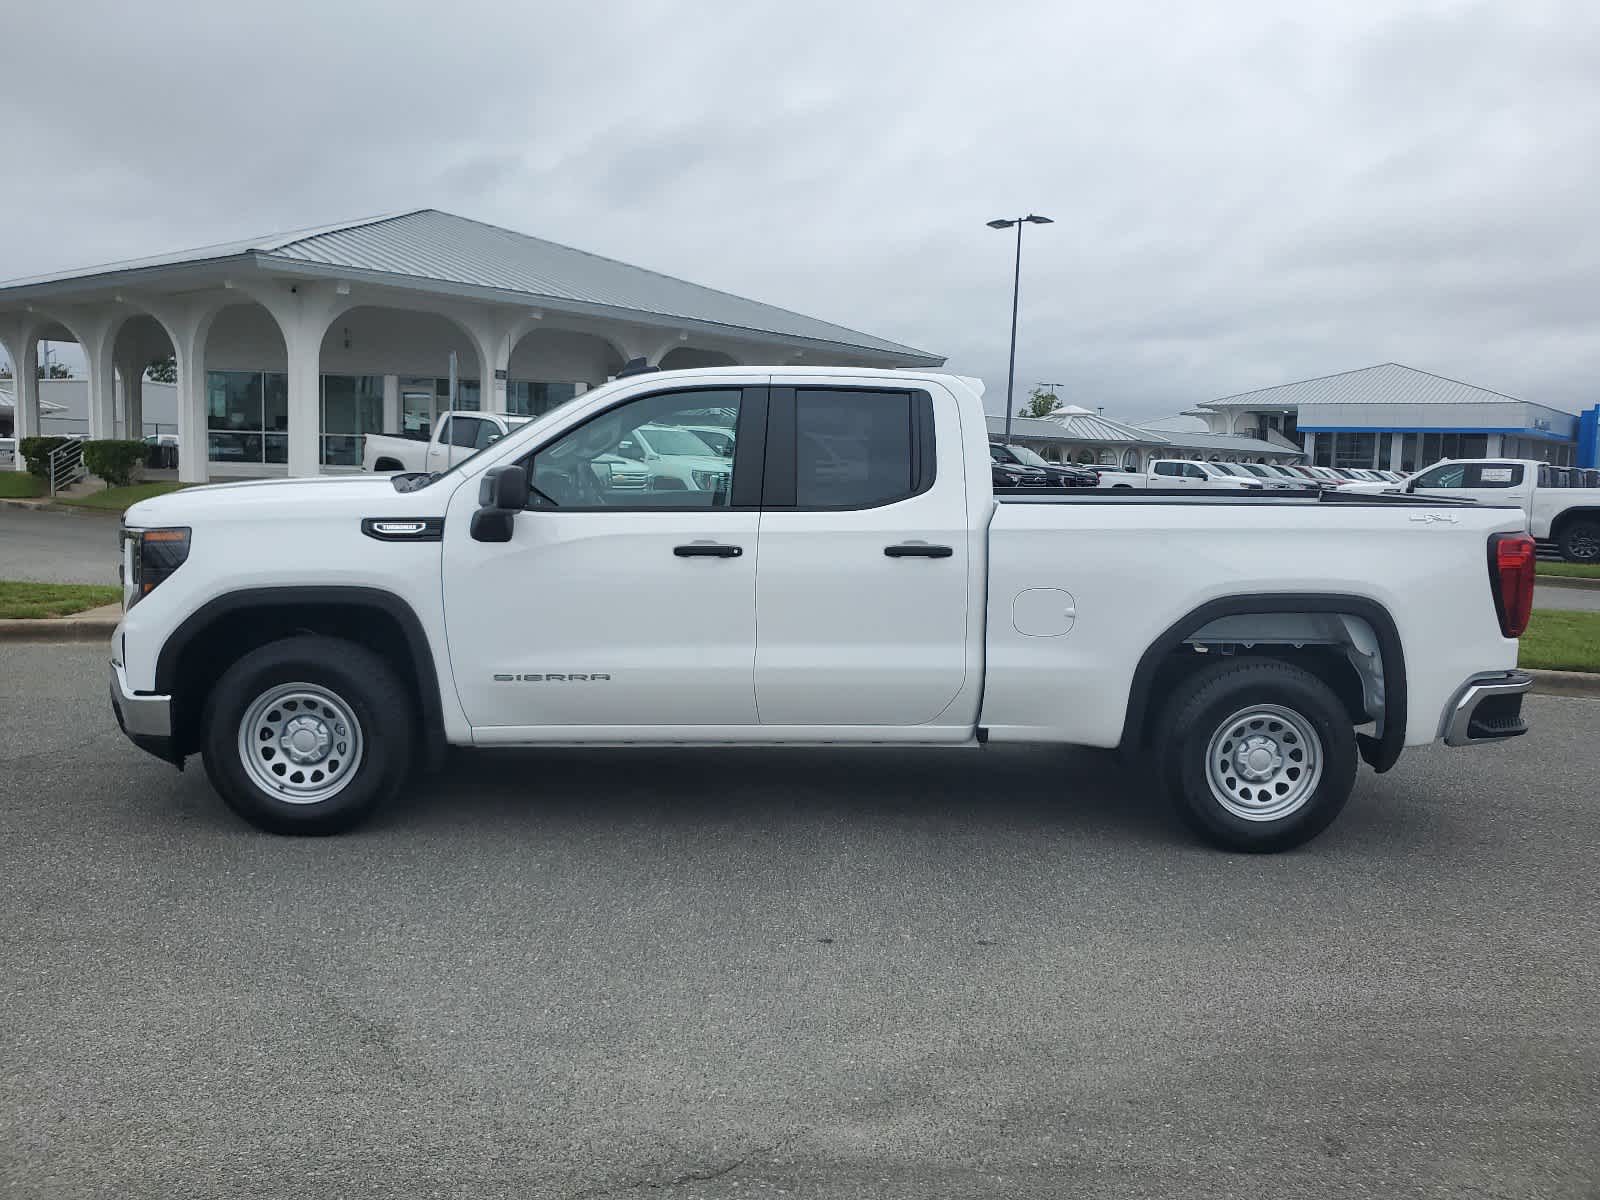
xmin=201 ymin=635 xmax=412 ymax=835
xmin=1159 ymin=659 xmax=1356 ymax=852
xmin=1557 ymin=519 xmax=1600 ymax=563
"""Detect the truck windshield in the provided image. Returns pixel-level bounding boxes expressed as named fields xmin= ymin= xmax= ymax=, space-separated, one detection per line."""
xmin=1007 ymin=445 xmax=1051 ymax=468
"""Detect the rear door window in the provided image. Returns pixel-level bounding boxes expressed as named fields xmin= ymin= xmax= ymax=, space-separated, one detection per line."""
xmin=788 ymin=389 xmax=926 ymax=509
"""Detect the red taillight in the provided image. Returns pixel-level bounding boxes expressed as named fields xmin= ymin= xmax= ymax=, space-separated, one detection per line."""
xmin=1489 ymin=532 xmax=1536 ymax=638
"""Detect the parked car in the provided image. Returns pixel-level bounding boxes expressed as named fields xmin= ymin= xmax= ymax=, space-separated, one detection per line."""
xmin=111 ymin=367 xmax=1534 ymax=853
xmin=1342 ymin=458 xmax=1600 ymax=561
xmin=1213 ymin=462 xmax=1301 ymax=490
xmin=1095 ymin=459 xmax=1261 ymax=490
xmin=989 ymin=442 xmax=1099 ymax=487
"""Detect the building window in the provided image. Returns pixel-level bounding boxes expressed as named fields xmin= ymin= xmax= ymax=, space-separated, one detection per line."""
xmin=207 ymin=370 xmax=288 ymax=464
xmin=321 ymin=375 xmax=385 ymax=466
xmin=1334 ymin=432 xmax=1377 ymax=469
xmin=507 ymin=380 xmax=583 ymax=417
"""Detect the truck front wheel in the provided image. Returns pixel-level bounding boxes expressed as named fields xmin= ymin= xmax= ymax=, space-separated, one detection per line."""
xmin=201 ymin=635 xmax=412 ymax=835
xmin=1557 ymin=518 xmax=1600 ymax=563
xmin=1159 ymin=659 xmax=1357 ymax=852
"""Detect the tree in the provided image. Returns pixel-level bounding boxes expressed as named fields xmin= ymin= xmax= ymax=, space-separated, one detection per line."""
xmin=1018 ymin=387 xmax=1063 ymax=419
xmin=146 ymin=355 xmax=177 ymax=383
xmin=43 ymin=360 xmax=72 ymax=379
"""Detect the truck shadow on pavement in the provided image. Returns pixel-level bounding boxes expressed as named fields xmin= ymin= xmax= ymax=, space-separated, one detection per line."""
xmin=373 ymin=743 xmax=1209 ymax=850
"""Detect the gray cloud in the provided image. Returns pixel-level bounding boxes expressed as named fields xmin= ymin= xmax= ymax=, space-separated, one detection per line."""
xmin=3 ymin=0 xmax=1597 ymax=417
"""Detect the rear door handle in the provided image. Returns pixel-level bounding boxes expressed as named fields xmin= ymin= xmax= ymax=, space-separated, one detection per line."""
xmin=884 ymin=543 xmax=953 ymax=558
xmin=674 ymin=543 xmax=743 ymax=558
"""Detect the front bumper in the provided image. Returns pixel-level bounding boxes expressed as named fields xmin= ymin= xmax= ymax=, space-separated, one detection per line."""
xmin=109 ymin=660 xmax=182 ymax=766
xmin=1442 ymin=670 xmax=1534 ymax=747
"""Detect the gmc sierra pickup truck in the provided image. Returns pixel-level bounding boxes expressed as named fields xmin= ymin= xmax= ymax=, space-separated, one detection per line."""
xmin=1341 ymin=458 xmax=1600 ymax=562
xmin=110 ymin=368 xmax=1536 ymax=851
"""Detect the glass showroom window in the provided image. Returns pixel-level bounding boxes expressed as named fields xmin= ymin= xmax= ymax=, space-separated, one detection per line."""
xmin=507 ymin=380 xmax=583 ymax=417
xmin=207 ymin=370 xmax=288 ymax=464
xmin=321 ymin=375 xmax=385 ymax=466
xmin=1334 ymin=432 xmax=1377 ymax=469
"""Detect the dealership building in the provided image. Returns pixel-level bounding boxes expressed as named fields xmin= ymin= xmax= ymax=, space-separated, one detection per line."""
xmin=0 ymin=209 xmax=941 ymax=480
xmin=1177 ymin=363 xmax=1599 ymax=472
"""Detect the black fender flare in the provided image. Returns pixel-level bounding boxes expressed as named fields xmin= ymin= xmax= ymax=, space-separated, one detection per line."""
xmin=1120 ymin=593 xmax=1408 ymax=773
xmin=155 ymin=586 xmax=447 ymax=763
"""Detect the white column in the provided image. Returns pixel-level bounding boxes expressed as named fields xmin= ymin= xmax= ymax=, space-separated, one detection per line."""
xmin=283 ymin=328 xmax=323 ymax=476
xmin=118 ymin=357 xmax=145 ymax=439
xmin=4 ymin=335 xmax=40 ymax=470
xmin=382 ymin=373 xmax=399 ymax=433
xmin=1389 ymin=433 xmax=1404 ymax=471
xmin=230 ymin=281 xmax=345 ymax=478
xmin=1303 ymin=432 xmax=1317 ymax=464
xmin=83 ymin=325 xmax=118 ymax=441
xmin=1486 ymin=433 xmax=1502 ymax=458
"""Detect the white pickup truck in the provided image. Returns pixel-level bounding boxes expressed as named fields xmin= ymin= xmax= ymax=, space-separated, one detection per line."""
xmin=1095 ymin=459 xmax=1263 ymax=490
xmin=110 ymin=368 xmax=1536 ymax=852
xmin=362 ymin=411 xmax=531 ymax=474
xmin=1342 ymin=458 xmax=1600 ymax=562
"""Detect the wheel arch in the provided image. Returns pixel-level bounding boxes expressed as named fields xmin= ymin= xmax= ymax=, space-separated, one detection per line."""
xmin=155 ymin=587 xmax=446 ymax=764
xmin=1550 ymin=505 xmax=1600 ymax=538
xmin=1119 ymin=593 xmax=1408 ymax=773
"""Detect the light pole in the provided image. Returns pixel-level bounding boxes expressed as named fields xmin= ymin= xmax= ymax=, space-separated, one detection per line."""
xmin=987 ymin=214 xmax=1053 ymax=442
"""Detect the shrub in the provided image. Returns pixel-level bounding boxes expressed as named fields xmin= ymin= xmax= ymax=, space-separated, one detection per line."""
xmin=19 ymin=436 xmax=72 ymax=480
xmin=83 ymin=440 xmax=149 ymax=487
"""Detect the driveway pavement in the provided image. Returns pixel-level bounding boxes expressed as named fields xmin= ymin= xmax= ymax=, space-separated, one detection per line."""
xmin=2 ymin=643 xmax=1596 ymax=1198
xmin=1536 ymin=582 xmax=1600 ymax=612
xmin=0 ymin=506 xmax=118 ymax=584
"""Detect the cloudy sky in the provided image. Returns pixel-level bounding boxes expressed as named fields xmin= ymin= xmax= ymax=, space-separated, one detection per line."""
xmin=3 ymin=0 xmax=1597 ymax=418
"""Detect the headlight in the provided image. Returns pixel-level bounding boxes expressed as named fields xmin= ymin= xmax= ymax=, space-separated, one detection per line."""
xmin=124 ymin=527 xmax=190 ymax=609
xmin=691 ymin=469 xmax=729 ymax=492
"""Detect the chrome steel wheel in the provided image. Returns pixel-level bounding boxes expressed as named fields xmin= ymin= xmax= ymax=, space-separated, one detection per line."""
xmin=237 ymin=682 xmax=364 ymax=805
xmin=1204 ymin=703 xmax=1323 ymax=822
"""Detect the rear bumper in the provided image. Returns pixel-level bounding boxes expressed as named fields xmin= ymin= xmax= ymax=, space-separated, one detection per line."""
xmin=1442 ymin=670 xmax=1534 ymax=747
xmin=109 ymin=660 xmax=182 ymax=766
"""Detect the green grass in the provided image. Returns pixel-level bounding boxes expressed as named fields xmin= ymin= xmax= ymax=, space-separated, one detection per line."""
xmin=1519 ymin=609 xmax=1600 ymax=673
xmin=0 ymin=581 xmax=121 ymax=619
xmin=0 ymin=473 xmax=46 ymax=499
xmin=1536 ymin=561 xmax=1600 ymax=580
xmin=60 ymin=481 xmax=194 ymax=511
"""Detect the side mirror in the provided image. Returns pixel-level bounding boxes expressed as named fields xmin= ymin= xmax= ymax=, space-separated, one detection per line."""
xmin=472 ymin=464 xmax=527 ymax=543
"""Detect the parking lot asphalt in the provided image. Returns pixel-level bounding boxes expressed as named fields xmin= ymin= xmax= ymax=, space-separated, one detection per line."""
xmin=2 ymin=643 xmax=1597 ymax=1199
xmin=0 ymin=506 xmax=119 ymax=584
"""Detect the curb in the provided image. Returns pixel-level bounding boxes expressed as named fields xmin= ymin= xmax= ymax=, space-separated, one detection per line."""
xmin=1526 ymin=668 xmax=1600 ymax=699
xmin=0 ymin=616 xmax=118 ymax=643
xmin=0 ymin=498 xmax=120 ymax=517
xmin=1535 ymin=574 xmax=1600 ymax=591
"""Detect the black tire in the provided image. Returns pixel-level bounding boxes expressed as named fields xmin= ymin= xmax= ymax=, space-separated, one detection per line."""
xmin=1158 ymin=658 xmax=1357 ymax=853
xmin=201 ymin=635 xmax=412 ymax=835
xmin=1557 ymin=519 xmax=1600 ymax=564
xmin=374 ymin=458 xmax=403 ymax=472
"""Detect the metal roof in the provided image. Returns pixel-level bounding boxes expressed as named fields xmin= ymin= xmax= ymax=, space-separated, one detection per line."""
xmin=988 ymin=412 xmax=1165 ymax=446
xmin=0 ymin=209 xmax=941 ymax=364
xmin=1154 ymin=429 xmax=1304 ymax=458
xmin=1203 ymin=363 xmax=1527 ymax=409
xmin=1135 ymin=413 xmax=1211 ymax=433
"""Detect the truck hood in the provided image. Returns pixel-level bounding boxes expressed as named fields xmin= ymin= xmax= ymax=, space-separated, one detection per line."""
xmin=124 ymin=473 xmax=436 ymax=526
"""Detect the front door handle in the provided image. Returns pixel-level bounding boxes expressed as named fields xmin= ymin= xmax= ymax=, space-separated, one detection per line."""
xmin=884 ymin=543 xmax=953 ymax=558
xmin=674 ymin=543 xmax=743 ymax=558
